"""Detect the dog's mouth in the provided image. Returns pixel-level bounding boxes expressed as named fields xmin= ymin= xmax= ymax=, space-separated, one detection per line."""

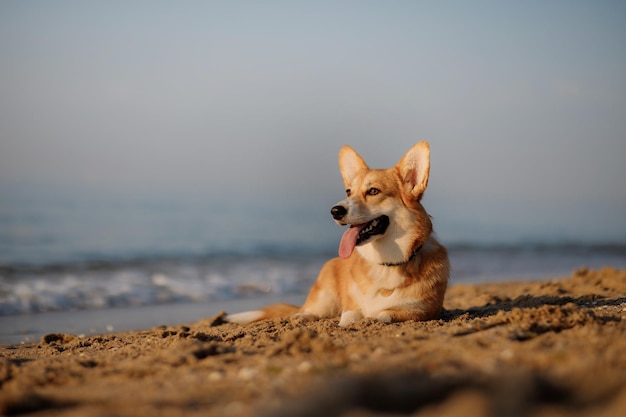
xmin=338 ymin=215 xmax=389 ymax=259
xmin=356 ymin=215 xmax=390 ymax=245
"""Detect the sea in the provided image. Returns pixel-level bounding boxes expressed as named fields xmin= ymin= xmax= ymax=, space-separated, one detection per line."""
xmin=1 ymin=185 xmax=625 ymax=344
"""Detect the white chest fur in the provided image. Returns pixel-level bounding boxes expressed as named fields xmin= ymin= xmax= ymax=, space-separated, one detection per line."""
xmin=348 ymin=265 xmax=421 ymax=318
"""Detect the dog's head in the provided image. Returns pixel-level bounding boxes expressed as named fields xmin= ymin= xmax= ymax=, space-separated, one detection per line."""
xmin=331 ymin=142 xmax=433 ymax=265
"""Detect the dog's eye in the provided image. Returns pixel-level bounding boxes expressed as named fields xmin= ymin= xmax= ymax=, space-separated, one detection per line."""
xmin=345 ymin=189 xmax=351 ymax=197
xmin=367 ymin=187 xmax=380 ymax=196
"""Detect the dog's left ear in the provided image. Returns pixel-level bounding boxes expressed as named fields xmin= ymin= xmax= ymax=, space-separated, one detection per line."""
xmin=397 ymin=141 xmax=430 ymax=200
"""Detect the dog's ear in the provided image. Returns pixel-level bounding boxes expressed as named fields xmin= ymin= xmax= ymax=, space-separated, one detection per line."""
xmin=338 ymin=146 xmax=369 ymax=189
xmin=397 ymin=141 xmax=430 ymax=200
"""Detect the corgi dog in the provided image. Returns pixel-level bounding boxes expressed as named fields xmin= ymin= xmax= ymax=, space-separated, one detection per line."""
xmin=225 ymin=142 xmax=449 ymax=327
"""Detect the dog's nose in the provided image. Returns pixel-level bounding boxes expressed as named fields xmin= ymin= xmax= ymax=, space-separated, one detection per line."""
xmin=331 ymin=205 xmax=347 ymax=220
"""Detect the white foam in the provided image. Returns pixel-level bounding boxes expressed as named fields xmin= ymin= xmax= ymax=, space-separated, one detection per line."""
xmin=0 ymin=256 xmax=327 ymax=315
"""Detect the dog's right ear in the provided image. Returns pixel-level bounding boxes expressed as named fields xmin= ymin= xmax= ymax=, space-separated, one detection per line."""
xmin=338 ymin=146 xmax=369 ymax=189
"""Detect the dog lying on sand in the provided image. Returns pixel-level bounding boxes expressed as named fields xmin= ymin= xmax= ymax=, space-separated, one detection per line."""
xmin=226 ymin=142 xmax=449 ymax=327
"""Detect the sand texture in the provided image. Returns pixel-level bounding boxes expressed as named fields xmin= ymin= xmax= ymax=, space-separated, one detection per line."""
xmin=1 ymin=267 xmax=625 ymax=417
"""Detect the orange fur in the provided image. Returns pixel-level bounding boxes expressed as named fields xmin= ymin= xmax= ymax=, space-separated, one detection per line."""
xmin=225 ymin=142 xmax=449 ymax=327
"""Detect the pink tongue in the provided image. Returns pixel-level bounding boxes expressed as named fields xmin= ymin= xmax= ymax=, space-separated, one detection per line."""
xmin=339 ymin=226 xmax=362 ymax=259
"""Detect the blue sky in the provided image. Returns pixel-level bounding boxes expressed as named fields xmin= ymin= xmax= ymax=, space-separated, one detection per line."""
xmin=1 ymin=1 xmax=625 ymax=243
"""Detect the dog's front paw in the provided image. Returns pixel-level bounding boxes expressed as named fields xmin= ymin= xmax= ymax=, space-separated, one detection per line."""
xmin=339 ymin=310 xmax=363 ymax=327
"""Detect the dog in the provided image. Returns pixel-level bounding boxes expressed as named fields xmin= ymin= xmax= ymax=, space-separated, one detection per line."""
xmin=225 ymin=141 xmax=449 ymax=327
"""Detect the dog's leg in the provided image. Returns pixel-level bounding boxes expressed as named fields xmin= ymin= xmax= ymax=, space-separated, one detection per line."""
xmin=299 ymin=272 xmax=342 ymax=320
xmin=294 ymin=312 xmax=319 ymax=321
xmin=375 ymin=308 xmax=438 ymax=323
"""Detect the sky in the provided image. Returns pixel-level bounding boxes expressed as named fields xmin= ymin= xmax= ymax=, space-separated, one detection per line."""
xmin=1 ymin=1 xmax=625 ymax=244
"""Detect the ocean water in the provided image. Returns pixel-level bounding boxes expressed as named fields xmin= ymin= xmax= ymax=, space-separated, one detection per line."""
xmin=1 ymin=186 xmax=625 ymax=329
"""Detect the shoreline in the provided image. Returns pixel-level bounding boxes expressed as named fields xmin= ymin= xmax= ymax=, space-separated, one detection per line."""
xmin=0 ymin=294 xmax=308 ymax=346
xmin=1 ymin=267 xmax=625 ymax=417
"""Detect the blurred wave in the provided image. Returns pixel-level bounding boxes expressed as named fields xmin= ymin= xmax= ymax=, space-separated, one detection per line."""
xmin=2 ymin=243 xmax=625 ymax=315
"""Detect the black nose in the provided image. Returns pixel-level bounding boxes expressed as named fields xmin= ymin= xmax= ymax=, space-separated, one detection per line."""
xmin=331 ymin=205 xmax=347 ymax=220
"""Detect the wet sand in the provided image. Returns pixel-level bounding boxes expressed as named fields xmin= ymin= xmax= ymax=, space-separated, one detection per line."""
xmin=1 ymin=267 xmax=625 ymax=417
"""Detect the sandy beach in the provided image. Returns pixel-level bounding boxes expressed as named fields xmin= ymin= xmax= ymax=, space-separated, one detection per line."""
xmin=1 ymin=267 xmax=625 ymax=417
